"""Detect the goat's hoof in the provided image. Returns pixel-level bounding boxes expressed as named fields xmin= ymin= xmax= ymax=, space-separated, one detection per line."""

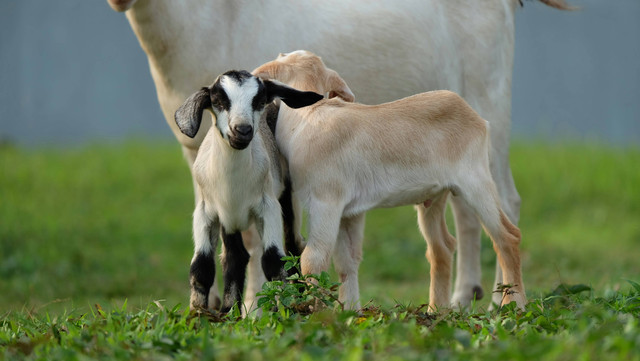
xmin=451 ymin=284 xmax=484 ymax=309
xmin=209 ymin=295 xmax=222 ymax=310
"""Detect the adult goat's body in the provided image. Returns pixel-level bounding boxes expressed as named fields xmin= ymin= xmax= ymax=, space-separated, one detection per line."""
xmin=108 ymin=0 xmax=572 ymax=308
xmin=253 ymin=51 xmax=526 ymax=310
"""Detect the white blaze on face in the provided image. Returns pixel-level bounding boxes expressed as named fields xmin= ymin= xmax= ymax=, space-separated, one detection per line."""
xmin=219 ymin=75 xmax=260 ymax=136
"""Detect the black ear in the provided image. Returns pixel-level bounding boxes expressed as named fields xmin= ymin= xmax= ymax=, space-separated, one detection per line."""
xmin=174 ymin=88 xmax=211 ymax=138
xmin=263 ymin=80 xmax=324 ymax=109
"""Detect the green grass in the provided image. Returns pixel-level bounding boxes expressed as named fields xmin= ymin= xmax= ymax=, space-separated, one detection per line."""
xmin=1 ymin=140 xmax=639 ymax=359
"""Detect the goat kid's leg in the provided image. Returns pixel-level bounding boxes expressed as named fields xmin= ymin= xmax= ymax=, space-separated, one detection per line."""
xmin=483 ymin=211 xmax=525 ymax=309
xmin=332 ymin=214 xmax=365 ymax=310
xmin=184 ymin=146 xmax=222 ymax=309
xmin=220 ymin=227 xmax=250 ymax=314
xmin=301 ymin=200 xmax=342 ymax=312
xmin=449 ymin=196 xmax=484 ymax=308
xmin=301 ymin=200 xmax=342 ymax=277
xmin=279 ymin=178 xmax=305 ymax=259
xmin=461 ymin=179 xmax=526 ymax=310
xmin=488 ymin=158 xmax=521 ymax=308
xmin=241 ymin=225 xmax=267 ymax=316
xmin=416 ymin=192 xmax=457 ymax=311
xmin=189 ymin=201 xmax=219 ymax=311
xmin=256 ymin=196 xmax=288 ymax=281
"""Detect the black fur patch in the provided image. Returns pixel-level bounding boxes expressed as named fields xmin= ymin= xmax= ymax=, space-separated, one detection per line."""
xmin=210 ymin=70 xmax=256 ymax=112
xmin=174 ymin=87 xmax=211 ymax=138
xmin=263 ymin=80 xmax=324 ymax=109
xmin=222 ymin=69 xmax=252 ymax=84
xmin=261 ymin=246 xmax=286 ymax=281
xmin=279 ymin=178 xmax=302 ymax=258
xmin=221 ymin=228 xmax=250 ymax=313
xmin=209 ymin=81 xmax=231 ymax=112
xmin=264 ymin=102 xmax=280 ymax=136
xmin=252 ymin=81 xmax=268 ymax=112
xmin=189 ymin=252 xmax=216 ymax=304
xmin=472 ymin=285 xmax=484 ymax=301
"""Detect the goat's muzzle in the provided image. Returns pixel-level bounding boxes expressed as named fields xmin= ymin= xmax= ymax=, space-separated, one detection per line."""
xmin=228 ymin=124 xmax=253 ymax=150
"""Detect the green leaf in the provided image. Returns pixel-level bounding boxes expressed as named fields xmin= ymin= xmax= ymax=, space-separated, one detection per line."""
xmin=624 ymin=279 xmax=640 ymax=294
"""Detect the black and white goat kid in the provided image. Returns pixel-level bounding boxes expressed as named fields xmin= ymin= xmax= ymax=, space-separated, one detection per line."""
xmin=174 ymin=70 xmax=323 ymax=313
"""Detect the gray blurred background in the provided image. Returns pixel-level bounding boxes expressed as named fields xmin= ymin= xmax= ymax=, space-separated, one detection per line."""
xmin=1 ymin=0 xmax=638 ymax=146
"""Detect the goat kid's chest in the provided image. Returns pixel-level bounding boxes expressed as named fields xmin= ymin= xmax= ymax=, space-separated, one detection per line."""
xmin=194 ymin=149 xmax=271 ymax=231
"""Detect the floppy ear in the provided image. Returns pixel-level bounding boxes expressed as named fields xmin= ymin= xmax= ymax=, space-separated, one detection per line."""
xmin=174 ymin=87 xmax=211 ymax=138
xmin=326 ymin=69 xmax=355 ymax=102
xmin=263 ymin=80 xmax=324 ymax=109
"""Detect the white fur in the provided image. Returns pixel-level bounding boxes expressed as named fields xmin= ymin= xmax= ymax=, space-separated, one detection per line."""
xmin=109 ymin=0 xmax=572 ymax=309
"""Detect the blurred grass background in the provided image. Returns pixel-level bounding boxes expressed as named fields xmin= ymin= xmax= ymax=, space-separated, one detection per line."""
xmin=1 ymin=141 xmax=638 ymax=314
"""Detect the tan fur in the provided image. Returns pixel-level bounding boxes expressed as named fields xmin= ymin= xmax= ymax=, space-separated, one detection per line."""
xmin=253 ymin=51 xmax=526 ymax=310
xmin=255 ymin=54 xmax=487 ymax=165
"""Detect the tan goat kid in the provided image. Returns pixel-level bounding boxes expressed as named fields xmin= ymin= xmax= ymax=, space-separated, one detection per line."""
xmin=253 ymin=51 xmax=526 ymax=311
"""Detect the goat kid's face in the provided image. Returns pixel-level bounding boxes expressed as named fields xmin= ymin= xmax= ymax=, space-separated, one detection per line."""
xmin=174 ymin=70 xmax=324 ymax=150
xmin=211 ymin=72 xmax=264 ymax=150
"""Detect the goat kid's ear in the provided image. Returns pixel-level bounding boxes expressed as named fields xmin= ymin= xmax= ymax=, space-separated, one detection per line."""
xmin=326 ymin=69 xmax=355 ymax=103
xmin=263 ymin=80 xmax=324 ymax=109
xmin=174 ymin=87 xmax=211 ymax=138
xmin=252 ymin=61 xmax=280 ymax=81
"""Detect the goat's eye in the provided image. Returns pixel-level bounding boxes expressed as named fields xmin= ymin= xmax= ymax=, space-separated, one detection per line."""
xmin=210 ymin=87 xmax=231 ymax=111
xmin=252 ymin=94 xmax=268 ymax=110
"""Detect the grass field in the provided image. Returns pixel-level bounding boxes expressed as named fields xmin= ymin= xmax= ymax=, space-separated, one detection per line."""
xmin=1 ymin=140 xmax=639 ymax=359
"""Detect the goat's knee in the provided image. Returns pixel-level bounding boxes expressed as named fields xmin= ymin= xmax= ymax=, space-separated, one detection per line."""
xmin=426 ymin=233 xmax=456 ymax=274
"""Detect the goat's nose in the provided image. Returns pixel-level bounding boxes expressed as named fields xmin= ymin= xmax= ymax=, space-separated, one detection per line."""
xmin=233 ymin=124 xmax=253 ymax=136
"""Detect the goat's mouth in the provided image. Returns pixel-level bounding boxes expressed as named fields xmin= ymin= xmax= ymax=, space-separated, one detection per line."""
xmin=228 ymin=134 xmax=252 ymax=150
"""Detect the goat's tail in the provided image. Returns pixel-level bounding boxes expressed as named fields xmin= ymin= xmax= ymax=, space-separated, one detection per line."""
xmin=527 ymin=0 xmax=578 ymax=10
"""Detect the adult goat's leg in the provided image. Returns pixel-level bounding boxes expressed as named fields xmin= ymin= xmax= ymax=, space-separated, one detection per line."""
xmin=450 ymin=197 xmax=484 ymax=308
xmin=332 ymin=213 xmax=365 ymax=310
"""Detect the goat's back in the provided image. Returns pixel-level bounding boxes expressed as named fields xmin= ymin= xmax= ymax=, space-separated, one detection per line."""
xmin=294 ymin=91 xmax=488 ymax=166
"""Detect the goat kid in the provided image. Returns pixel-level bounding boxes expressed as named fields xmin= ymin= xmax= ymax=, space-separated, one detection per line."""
xmin=174 ymin=70 xmax=322 ymax=312
xmin=253 ymin=51 xmax=526 ymax=311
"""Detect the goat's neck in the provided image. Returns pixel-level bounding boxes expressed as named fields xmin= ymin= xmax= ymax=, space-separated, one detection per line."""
xmin=208 ymin=133 xmax=255 ymax=171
